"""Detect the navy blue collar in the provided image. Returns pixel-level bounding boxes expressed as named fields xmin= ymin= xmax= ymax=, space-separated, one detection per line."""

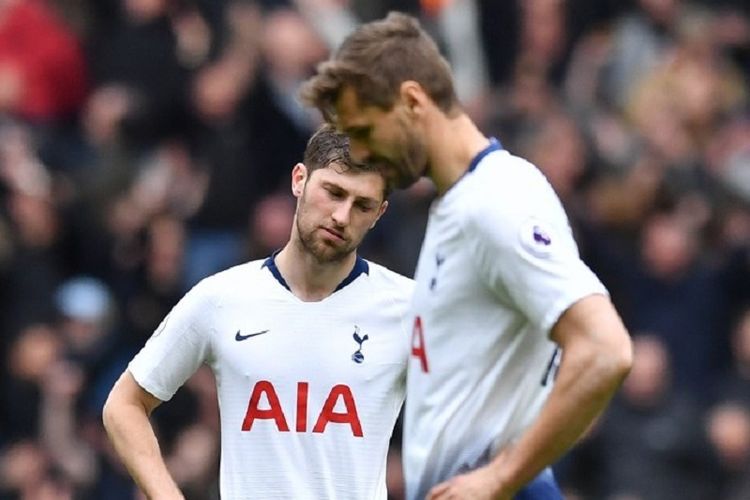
xmin=467 ymin=137 xmax=502 ymax=173
xmin=333 ymin=255 xmax=369 ymax=291
xmin=262 ymin=250 xmax=292 ymax=291
xmin=262 ymin=250 xmax=369 ymax=294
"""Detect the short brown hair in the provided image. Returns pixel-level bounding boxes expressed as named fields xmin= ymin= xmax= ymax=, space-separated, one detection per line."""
xmin=300 ymin=12 xmax=458 ymax=121
xmin=304 ymin=124 xmax=390 ymax=197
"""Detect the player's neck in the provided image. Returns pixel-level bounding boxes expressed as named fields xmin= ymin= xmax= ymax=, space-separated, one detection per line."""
xmin=426 ymin=114 xmax=490 ymax=195
xmin=275 ymin=243 xmax=358 ymax=302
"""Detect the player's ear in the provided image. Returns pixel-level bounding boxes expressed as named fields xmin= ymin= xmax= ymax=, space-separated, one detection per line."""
xmin=291 ymin=163 xmax=307 ymax=198
xmin=371 ymin=200 xmax=388 ymax=228
xmin=399 ymin=81 xmax=428 ymax=116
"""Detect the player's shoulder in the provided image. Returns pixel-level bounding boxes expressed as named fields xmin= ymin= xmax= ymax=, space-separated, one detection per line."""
xmin=189 ymin=259 xmax=267 ymax=299
xmin=471 ymin=150 xmax=551 ymax=198
xmin=362 ymin=260 xmax=415 ymax=295
xmin=463 ymin=150 xmax=559 ymax=218
xmin=457 ymin=150 xmax=567 ymax=247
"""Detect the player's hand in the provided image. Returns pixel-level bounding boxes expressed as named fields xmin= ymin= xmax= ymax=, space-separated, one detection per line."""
xmin=425 ymin=465 xmax=511 ymax=500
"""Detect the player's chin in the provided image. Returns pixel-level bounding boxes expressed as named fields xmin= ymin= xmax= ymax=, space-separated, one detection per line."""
xmin=398 ymin=162 xmax=425 ymax=189
xmin=312 ymin=242 xmax=353 ymax=263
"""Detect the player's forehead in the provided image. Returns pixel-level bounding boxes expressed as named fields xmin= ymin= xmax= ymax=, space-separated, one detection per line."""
xmin=334 ymin=86 xmax=380 ymax=132
xmin=312 ymin=163 xmax=385 ymax=202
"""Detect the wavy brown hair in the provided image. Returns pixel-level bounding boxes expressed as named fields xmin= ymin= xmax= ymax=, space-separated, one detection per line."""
xmin=300 ymin=12 xmax=458 ymax=122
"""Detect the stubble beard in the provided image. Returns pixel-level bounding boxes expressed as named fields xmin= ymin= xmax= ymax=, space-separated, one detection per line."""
xmin=393 ymin=129 xmax=428 ymax=189
xmin=295 ymin=208 xmax=355 ymax=265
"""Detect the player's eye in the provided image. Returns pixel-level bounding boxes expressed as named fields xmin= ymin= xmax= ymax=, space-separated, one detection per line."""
xmin=356 ymin=201 xmax=375 ymax=213
xmin=326 ymin=187 xmax=345 ymax=199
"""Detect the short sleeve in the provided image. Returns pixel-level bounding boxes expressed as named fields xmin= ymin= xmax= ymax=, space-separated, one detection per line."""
xmin=128 ymin=281 xmax=216 ymax=401
xmin=467 ymin=163 xmax=608 ymax=334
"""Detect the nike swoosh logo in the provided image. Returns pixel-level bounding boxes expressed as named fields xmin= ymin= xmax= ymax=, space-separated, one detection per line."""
xmin=235 ymin=329 xmax=269 ymax=341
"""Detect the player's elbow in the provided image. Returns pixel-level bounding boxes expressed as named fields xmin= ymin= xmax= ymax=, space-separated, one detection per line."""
xmin=554 ymin=295 xmax=633 ymax=386
xmin=101 ymin=375 xmax=132 ymax=434
xmin=612 ymin=334 xmax=633 ymax=382
xmin=103 ymin=371 xmax=161 ymax=434
xmin=101 ymin=389 xmax=119 ymax=434
xmin=568 ymin=324 xmax=633 ymax=391
xmin=596 ymin=324 xmax=633 ymax=386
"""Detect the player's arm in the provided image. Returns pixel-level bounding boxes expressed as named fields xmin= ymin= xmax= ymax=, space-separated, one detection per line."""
xmin=102 ymin=370 xmax=185 ymax=500
xmin=429 ymin=294 xmax=632 ymax=500
xmin=492 ymin=294 xmax=632 ymax=495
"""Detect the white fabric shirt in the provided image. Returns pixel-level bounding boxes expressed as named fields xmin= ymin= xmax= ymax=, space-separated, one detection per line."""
xmin=403 ymin=142 xmax=608 ymax=500
xmin=129 ymin=256 xmax=414 ymax=500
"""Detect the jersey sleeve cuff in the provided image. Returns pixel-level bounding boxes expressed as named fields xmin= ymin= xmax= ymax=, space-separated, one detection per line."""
xmin=539 ymin=286 xmax=609 ymax=336
xmin=128 ymin=360 xmax=174 ymax=402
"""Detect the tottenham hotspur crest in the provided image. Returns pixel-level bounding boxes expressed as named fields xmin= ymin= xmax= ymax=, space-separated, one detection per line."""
xmin=351 ymin=326 xmax=369 ymax=364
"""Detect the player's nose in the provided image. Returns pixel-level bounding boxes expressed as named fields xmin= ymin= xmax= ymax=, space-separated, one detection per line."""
xmin=331 ymin=201 xmax=352 ymax=227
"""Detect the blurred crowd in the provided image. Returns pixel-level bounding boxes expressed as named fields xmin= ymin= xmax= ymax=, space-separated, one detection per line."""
xmin=0 ymin=0 xmax=747 ymax=498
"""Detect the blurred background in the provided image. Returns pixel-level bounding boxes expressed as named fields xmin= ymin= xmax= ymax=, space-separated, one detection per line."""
xmin=0 ymin=0 xmax=747 ymax=498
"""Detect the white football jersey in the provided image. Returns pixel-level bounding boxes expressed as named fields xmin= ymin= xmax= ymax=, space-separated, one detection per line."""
xmin=129 ymin=255 xmax=414 ymax=500
xmin=403 ymin=141 xmax=608 ymax=500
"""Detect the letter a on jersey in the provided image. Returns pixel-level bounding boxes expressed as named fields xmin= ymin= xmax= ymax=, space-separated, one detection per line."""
xmin=411 ymin=316 xmax=429 ymax=373
xmin=242 ymin=380 xmax=290 ymax=431
xmin=313 ymin=384 xmax=363 ymax=437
